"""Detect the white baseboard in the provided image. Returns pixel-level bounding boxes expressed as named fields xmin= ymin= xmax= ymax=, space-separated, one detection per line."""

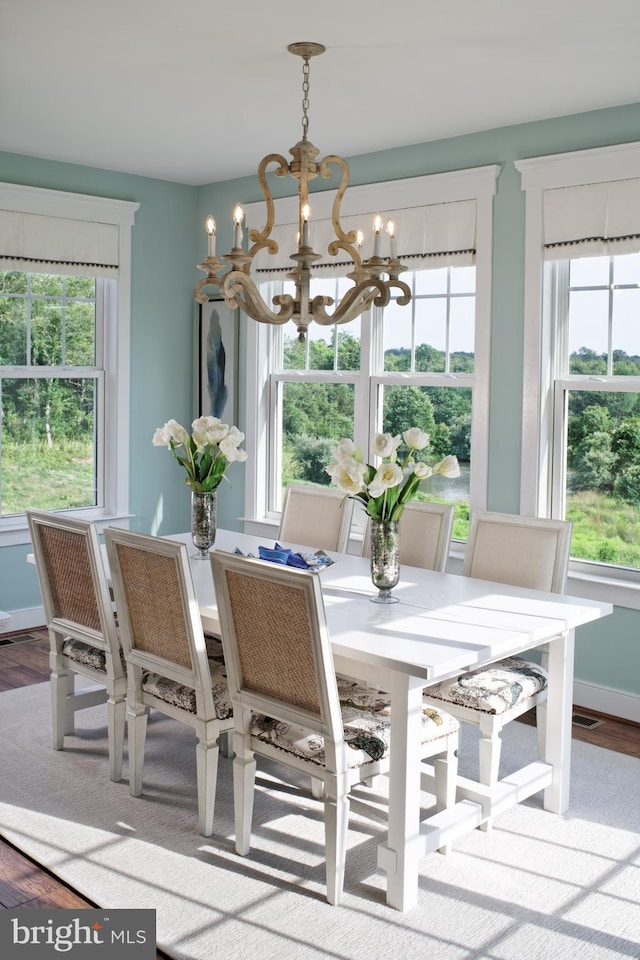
xmin=1 ymin=606 xmax=44 ymax=634
xmin=573 ymin=679 xmax=640 ymax=724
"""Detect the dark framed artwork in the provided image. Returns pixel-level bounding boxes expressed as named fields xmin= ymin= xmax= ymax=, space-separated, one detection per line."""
xmin=198 ymin=298 xmax=238 ymax=426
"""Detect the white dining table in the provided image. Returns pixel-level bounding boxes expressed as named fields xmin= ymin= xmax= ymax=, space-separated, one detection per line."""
xmin=175 ymin=528 xmax=613 ymax=912
xmin=27 ymin=526 xmax=614 ymax=910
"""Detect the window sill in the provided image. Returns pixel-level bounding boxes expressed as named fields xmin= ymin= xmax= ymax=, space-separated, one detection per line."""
xmin=566 ymin=567 xmax=640 ymax=611
xmin=0 ymin=510 xmax=133 ymax=548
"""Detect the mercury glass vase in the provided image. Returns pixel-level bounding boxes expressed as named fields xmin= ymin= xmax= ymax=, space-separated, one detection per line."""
xmin=191 ymin=490 xmax=217 ymax=559
xmin=369 ymin=519 xmax=400 ymax=603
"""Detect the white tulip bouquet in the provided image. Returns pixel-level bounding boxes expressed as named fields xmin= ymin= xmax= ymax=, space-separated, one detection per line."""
xmin=325 ymin=427 xmax=460 ymax=522
xmin=152 ymin=416 xmax=247 ymax=493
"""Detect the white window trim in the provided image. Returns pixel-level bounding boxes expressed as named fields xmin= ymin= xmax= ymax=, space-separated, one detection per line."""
xmin=0 ymin=182 xmax=139 ymax=545
xmin=516 ymin=141 xmax=640 ymax=609
xmin=243 ymin=165 xmax=500 ymax=536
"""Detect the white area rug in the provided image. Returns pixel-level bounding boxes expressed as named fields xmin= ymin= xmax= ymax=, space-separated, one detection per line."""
xmin=1 ymin=682 xmax=639 ymax=960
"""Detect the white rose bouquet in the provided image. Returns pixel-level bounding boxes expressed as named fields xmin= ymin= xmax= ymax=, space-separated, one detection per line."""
xmin=325 ymin=427 xmax=460 ymax=522
xmin=152 ymin=416 xmax=247 ymax=493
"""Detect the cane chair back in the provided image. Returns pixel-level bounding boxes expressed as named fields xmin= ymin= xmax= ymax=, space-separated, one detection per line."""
xmin=104 ymin=527 xmax=233 ymax=836
xmin=27 ymin=509 xmax=126 ymax=782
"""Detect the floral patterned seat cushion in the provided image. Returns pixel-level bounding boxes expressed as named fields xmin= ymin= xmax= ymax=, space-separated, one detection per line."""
xmin=249 ymin=679 xmax=459 ymax=768
xmin=424 ymin=656 xmax=548 ymax=715
xmin=62 ymin=637 xmax=126 ymax=673
xmin=141 ymin=658 xmax=233 ymax=720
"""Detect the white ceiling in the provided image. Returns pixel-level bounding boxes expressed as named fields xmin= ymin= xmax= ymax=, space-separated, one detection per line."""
xmin=2 ymin=0 xmax=640 ymax=186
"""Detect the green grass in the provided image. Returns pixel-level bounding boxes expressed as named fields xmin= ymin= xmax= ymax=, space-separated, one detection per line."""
xmin=2 ymin=439 xmax=95 ymax=515
xmin=566 ymin=490 xmax=640 ymax=567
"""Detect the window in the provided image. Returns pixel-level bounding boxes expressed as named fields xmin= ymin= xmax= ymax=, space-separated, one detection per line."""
xmin=0 ymin=271 xmax=106 ymax=516
xmin=548 ymin=253 xmax=640 ymax=567
xmin=244 ymin=165 xmax=499 ymax=546
xmin=0 ymin=181 xmax=139 ymax=543
xmin=517 ymin=140 xmax=640 ymax=604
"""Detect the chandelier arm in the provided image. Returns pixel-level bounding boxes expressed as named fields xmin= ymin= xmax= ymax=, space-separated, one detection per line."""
xmin=310 ymin=279 xmax=388 ymax=327
xmin=194 ymin=275 xmax=223 ymax=305
xmin=222 ymin=270 xmax=294 ymax=325
xmin=319 ymin=155 xmax=358 ymax=245
xmin=245 ymin=153 xmax=289 ymax=258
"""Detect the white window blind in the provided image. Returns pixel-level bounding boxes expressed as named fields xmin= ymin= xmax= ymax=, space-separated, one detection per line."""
xmin=0 ymin=209 xmax=119 ymax=277
xmin=543 ymin=178 xmax=640 ymax=260
xmin=253 ymin=199 xmax=477 ymax=279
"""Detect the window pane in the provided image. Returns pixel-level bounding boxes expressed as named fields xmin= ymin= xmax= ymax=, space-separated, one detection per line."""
xmin=449 ymin=298 xmax=475 ymax=371
xmin=31 ymin=300 xmax=62 ymax=366
xmin=449 ymin=265 xmax=476 ymax=294
xmin=383 ymin=298 xmax=412 ymax=370
xmin=414 ymin=299 xmax=446 ymax=371
xmin=0 ymin=271 xmax=27 ymax=295
xmin=612 ymin=251 xmax=640 ymax=286
xmin=30 ymin=273 xmax=63 ymax=297
xmin=569 ymin=257 xmax=610 ymax=287
xmin=612 ymin=289 xmax=640 ymax=371
xmin=307 ymin=332 xmax=336 ymax=371
xmin=0 ymin=294 xmax=27 ymax=364
xmin=282 ymin=331 xmax=306 ymax=371
xmin=568 ymin=289 xmax=608 ymax=371
xmin=414 ymin=269 xmax=447 ymax=295
xmin=66 ymin=301 xmax=96 ymax=365
xmin=381 ymin=383 xmax=471 ymax=539
xmin=565 ymin=389 xmax=640 ymax=566
xmin=1 ymin=377 xmax=97 ymax=515
xmin=281 ymin=381 xmax=355 ymax=495
xmin=336 ymin=322 xmax=360 ymax=371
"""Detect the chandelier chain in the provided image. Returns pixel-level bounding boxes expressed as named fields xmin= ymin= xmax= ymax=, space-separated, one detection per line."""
xmin=301 ymin=56 xmax=310 ymax=141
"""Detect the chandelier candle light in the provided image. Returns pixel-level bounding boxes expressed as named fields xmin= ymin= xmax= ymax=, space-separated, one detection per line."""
xmin=194 ymin=42 xmax=412 ymax=342
xmin=326 ymin=430 xmax=460 ymax=602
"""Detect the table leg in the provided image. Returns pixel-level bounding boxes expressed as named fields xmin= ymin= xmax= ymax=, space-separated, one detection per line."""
xmin=377 ymin=672 xmax=424 ymax=912
xmin=542 ymin=629 xmax=574 ymax=814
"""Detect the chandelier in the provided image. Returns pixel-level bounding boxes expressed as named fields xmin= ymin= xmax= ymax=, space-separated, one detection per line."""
xmin=194 ymin=42 xmax=411 ymax=341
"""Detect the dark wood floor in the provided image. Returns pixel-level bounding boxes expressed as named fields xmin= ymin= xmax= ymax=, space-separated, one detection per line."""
xmin=1 ymin=628 xmax=639 ymax=958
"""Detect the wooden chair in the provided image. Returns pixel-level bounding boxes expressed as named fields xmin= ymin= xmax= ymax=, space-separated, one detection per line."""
xmin=26 ymin=509 xmax=126 ymax=782
xmin=361 ymin=500 xmax=455 ymax=571
xmin=278 ymin=484 xmax=354 ymax=553
xmin=210 ymin=549 xmax=459 ymax=905
xmin=423 ymin=511 xmax=572 ymax=814
xmin=103 ymin=527 xmax=234 ymax=836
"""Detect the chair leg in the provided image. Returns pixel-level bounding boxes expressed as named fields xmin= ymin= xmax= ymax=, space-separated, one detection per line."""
xmin=51 ymin=669 xmax=71 ymax=750
xmin=310 ymin=777 xmax=324 ymax=799
xmin=107 ymin=691 xmax=127 ymax=783
xmin=64 ymin=673 xmax=75 ymax=735
xmin=128 ymin=705 xmax=148 ymax=797
xmin=324 ymin=791 xmax=349 ymax=906
xmin=196 ymin=738 xmax=220 ymax=837
xmin=218 ymin=729 xmax=234 ymax=758
xmin=233 ymin=746 xmax=257 ymax=857
xmin=478 ymin=716 xmax=503 ymax=833
xmin=535 ymin=700 xmax=547 ymax=761
xmin=434 ymin=738 xmax=458 ymax=855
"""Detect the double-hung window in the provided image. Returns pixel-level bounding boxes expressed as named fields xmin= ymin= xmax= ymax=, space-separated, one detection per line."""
xmin=243 ymin=166 xmax=499 ymax=546
xmin=0 ymin=182 xmax=138 ymax=544
xmin=518 ymin=142 xmax=640 ymax=604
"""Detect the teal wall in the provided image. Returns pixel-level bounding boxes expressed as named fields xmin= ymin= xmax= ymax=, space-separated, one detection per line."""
xmin=2 ymin=99 xmax=640 ymax=699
